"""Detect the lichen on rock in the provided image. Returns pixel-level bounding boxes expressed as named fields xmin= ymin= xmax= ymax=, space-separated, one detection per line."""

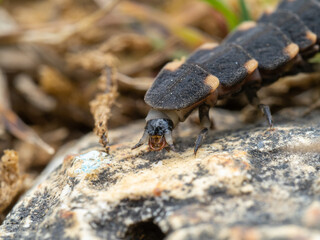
xmin=0 ymin=109 xmax=320 ymax=239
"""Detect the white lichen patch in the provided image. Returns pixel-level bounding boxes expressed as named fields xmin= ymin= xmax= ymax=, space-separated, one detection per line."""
xmin=68 ymin=150 xmax=111 ymax=177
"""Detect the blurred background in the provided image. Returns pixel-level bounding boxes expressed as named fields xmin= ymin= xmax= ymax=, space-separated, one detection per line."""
xmin=0 ymin=0 xmax=319 ymax=222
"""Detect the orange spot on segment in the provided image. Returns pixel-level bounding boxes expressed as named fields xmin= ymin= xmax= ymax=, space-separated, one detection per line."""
xmin=197 ymin=42 xmax=218 ymax=50
xmin=244 ymin=59 xmax=258 ymax=74
xmin=204 ymin=75 xmax=219 ymax=92
xmin=237 ymin=21 xmax=256 ymax=31
xmin=284 ymin=43 xmax=299 ymax=59
xmin=164 ymin=59 xmax=185 ymax=71
xmin=306 ymin=31 xmax=317 ymax=44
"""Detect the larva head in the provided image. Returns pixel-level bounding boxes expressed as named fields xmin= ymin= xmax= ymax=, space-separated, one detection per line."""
xmin=132 ymin=118 xmax=176 ymax=152
xmin=146 ymin=119 xmax=173 ymax=151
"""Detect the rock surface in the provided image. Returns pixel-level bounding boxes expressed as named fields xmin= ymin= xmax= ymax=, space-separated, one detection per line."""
xmin=0 ymin=108 xmax=320 ymax=240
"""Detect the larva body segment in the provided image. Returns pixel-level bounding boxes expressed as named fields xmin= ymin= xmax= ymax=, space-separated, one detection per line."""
xmin=134 ymin=0 xmax=320 ymax=154
xmin=186 ymin=43 xmax=258 ymax=88
xmin=259 ymin=9 xmax=317 ymax=52
xmin=224 ymin=23 xmax=299 ymax=77
xmin=144 ymin=60 xmax=219 ymax=110
xmin=278 ymin=0 xmax=320 ymax=41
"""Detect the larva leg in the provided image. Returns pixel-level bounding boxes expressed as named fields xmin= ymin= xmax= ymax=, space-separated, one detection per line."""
xmin=245 ymin=86 xmax=274 ymax=129
xmin=258 ymin=104 xmax=273 ymax=128
xmin=132 ymin=129 xmax=148 ymax=150
xmin=194 ymin=104 xmax=212 ymax=155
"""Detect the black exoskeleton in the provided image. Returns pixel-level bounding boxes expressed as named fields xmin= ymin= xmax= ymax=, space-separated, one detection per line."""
xmin=133 ymin=0 xmax=320 ymax=154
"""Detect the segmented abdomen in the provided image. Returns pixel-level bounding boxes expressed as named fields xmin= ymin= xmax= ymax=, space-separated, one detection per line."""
xmin=189 ymin=0 xmax=319 ymax=87
xmin=145 ymin=0 xmax=320 ymax=110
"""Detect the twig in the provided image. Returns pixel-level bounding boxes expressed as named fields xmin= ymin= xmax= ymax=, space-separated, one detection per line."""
xmin=0 ymin=70 xmax=10 ymax=109
xmin=90 ymin=67 xmax=118 ymax=153
xmin=0 ymin=69 xmax=54 ymax=154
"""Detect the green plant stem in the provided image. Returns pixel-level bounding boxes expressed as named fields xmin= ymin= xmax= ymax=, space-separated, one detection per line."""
xmin=239 ymin=0 xmax=251 ymax=21
xmin=202 ymin=0 xmax=239 ymax=30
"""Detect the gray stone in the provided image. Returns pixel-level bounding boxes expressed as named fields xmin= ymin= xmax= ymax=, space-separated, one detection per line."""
xmin=0 ymin=108 xmax=320 ymax=240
